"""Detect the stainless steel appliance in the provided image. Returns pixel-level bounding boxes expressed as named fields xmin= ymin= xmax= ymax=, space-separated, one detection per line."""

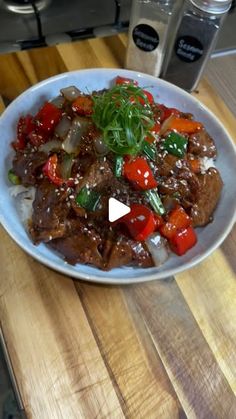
xmin=0 ymin=0 xmax=235 ymax=55
xmin=0 ymin=0 xmax=131 ymax=52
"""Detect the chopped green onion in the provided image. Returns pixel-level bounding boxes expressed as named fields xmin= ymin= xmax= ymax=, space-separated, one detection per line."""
xmin=76 ymin=187 xmax=101 ymax=211
xmin=8 ymin=169 xmax=21 ymax=185
xmin=142 ymin=141 xmax=156 ymax=161
xmin=92 ymin=84 xmax=155 ymax=155
xmin=163 ymin=132 xmax=188 ymax=158
xmin=145 ymin=189 xmax=165 ymax=216
xmin=114 ymin=156 xmax=123 ymax=177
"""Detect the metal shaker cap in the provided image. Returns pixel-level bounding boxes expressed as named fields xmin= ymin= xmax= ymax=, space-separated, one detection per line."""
xmin=190 ymin=0 xmax=232 ymax=14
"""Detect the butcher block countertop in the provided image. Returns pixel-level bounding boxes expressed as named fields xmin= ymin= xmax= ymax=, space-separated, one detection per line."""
xmin=0 ymin=35 xmax=236 ymax=419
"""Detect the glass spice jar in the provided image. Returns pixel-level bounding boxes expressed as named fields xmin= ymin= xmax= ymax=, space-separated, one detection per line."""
xmin=125 ymin=0 xmax=183 ymax=77
xmin=161 ymin=0 xmax=232 ymax=91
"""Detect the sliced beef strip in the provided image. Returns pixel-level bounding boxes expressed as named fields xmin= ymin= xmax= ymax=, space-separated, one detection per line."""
xmin=190 ymin=168 xmax=223 ymax=227
xmin=105 ymin=236 xmax=154 ymax=270
xmin=105 ymin=239 xmax=134 ymax=270
xmin=177 ymin=168 xmax=200 ymax=196
xmin=76 ymin=160 xmax=113 ymax=192
xmin=79 ymin=124 xmax=98 ymax=156
xmin=159 ymin=176 xmax=191 ymax=200
xmin=29 ymin=180 xmax=70 ymax=243
xmin=188 ymin=130 xmax=217 ymax=158
xmin=48 ymin=227 xmax=104 ymax=269
xmin=71 ymin=153 xmax=96 ymax=179
xmin=130 ymin=241 xmax=154 ymax=268
xmin=159 ymin=166 xmax=201 ymax=208
xmin=12 ymin=150 xmax=48 ymax=186
xmin=157 ymin=153 xmax=179 ymax=177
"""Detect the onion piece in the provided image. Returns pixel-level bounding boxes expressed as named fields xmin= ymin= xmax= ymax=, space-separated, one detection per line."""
xmin=60 ymin=154 xmax=74 ymax=180
xmin=50 ymin=95 xmax=65 ymax=109
xmin=159 ymin=114 xmax=175 ymax=136
xmin=94 ymin=136 xmax=109 ymax=155
xmin=62 ymin=116 xmax=89 ymax=154
xmin=60 ymin=86 xmax=81 ymax=102
xmin=39 ymin=139 xmax=62 ymax=153
xmin=55 ymin=115 xmax=71 ymax=139
xmin=146 ymin=233 xmax=169 ymax=266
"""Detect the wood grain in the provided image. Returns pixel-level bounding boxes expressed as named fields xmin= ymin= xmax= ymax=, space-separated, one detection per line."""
xmin=76 ymin=283 xmax=185 ymax=418
xmin=0 ymin=36 xmax=235 ymax=419
xmin=206 ymin=55 xmax=236 ymax=118
xmin=131 ymin=280 xmax=236 ymax=418
xmin=0 ymin=231 xmax=124 ymax=419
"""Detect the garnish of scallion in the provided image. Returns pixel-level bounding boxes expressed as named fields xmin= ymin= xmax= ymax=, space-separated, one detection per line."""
xmin=92 ymin=84 xmax=155 ymax=155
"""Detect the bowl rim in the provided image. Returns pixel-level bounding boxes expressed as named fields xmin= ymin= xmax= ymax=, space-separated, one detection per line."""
xmin=0 ymin=68 xmax=236 ymax=284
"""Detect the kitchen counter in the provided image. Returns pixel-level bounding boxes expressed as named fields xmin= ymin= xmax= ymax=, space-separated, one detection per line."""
xmin=0 ymin=35 xmax=236 ymax=419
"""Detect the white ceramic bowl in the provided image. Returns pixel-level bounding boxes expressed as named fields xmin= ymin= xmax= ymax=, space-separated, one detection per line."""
xmin=0 ymin=68 xmax=236 ymax=284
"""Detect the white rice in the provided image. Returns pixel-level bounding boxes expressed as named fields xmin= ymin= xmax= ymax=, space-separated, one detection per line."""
xmin=9 ymin=185 xmax=35 ymax=227
xmin=199 ymin=157 xmax=215 ymax=173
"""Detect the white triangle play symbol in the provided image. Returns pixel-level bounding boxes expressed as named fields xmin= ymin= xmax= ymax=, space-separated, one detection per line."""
xmin=108 ymin=197 xmax=131 ymax=222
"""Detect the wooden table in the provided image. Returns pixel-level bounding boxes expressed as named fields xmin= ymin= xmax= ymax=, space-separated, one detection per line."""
xmin=0 ymin=35 xmax=236 ymax=419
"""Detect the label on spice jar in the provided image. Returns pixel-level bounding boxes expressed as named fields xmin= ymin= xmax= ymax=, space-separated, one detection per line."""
xmin=175 ymin=36 xmax=203 ymax=63
xmin=132 ymin=24 xmax=159 ymax=52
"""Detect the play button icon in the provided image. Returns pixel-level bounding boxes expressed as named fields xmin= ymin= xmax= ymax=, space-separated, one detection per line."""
xmin=108 ymin=197 xmax=131 ymax=222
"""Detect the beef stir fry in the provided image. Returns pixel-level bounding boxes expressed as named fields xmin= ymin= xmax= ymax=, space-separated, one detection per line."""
xmin=8 ymin=76 xmax=223 ymax=270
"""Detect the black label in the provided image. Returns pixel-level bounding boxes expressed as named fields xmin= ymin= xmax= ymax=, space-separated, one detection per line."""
xmin=175 ymin=36 xmax=203 ymax=63
xmin=132 ymin=24 xmax=159 ymax=52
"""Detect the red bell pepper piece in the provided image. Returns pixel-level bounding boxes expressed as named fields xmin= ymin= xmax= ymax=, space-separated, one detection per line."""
xmin=12 ymin=115 xmax=35 ymax=150
xmin=121 ymin=204 xmax=157 ymax=241
xmin=154 ymin=214 xmax=164 ymax=230
xmin=72 ymin=96 xmax=93 ymax=116
xmin=168 ymin=117 xmax=203 ymax=133
xmin=145 ymin=121 xmax=161 ymax=143
xmin=28 ymin=131 xmax=45 ymax=147
xmin=123 ymin=157 xmax=157 ymax=190
xmin=158 ymin=104 xmax=180 ymax=122
xmin=42 ymin=154 xmax=74 ymax=187
xmin=160 ymin=205 xmax=191 ymax=240
xmin=35 ymin=102 xmax=63 ymax=134
xmin=170 ymin=226 xmax=197 ymax=256
xmin=138 ymin=89 xmax=154 ymax=105
xmin=115 ymin=76 xmax=138 ymax=86
xmin=151 ymin=121 xmax=161 ymax=134
xmin=129 ymin=89 xmax=154 ymax=107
